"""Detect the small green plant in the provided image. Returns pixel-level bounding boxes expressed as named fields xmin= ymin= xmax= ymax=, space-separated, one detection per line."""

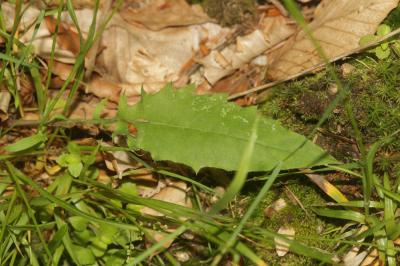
xmin=56 ymin=142 xmax=85 ymax=178
xmin=359 ymin=24 xmax=400 ymax=59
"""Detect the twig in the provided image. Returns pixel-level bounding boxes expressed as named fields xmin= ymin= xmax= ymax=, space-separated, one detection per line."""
xmin=268 ymin=0 xmax=289 ymax=17
xmin=228 ymin=27 xmax=400 ymax=100
xmin=284 ymin=185 xmax=310 ymax=218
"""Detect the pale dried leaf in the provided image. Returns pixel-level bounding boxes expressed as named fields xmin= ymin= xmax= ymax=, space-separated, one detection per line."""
xmin=141 ymin=181 xmax=191 ymax=217
xmin=103 ymin=148 xmax=140 ymax=179
xmin=3 ymin=3 xmax=228 ymax=97
xmin=343 ymin=225 xmax=369 ymax=266
xmin=0 ymin=90 xmax=11 ymax=121
xmin=137 ymin=178 xmax=166 ymax=198
xmin=2 ymin=3 xmax=39 ymax=32
xmin=341 ymin=63 xmax=356 ymax=77
xmin=275 ymin=226 xmax=295 ymax=257
xmin=120 ymin=0 xmax=211 ymax=30
xmin=360 ymin=249 xmax=379 ymax=266
xmin=268 ymin=0 xmax=400 ymax=79
xmin=264 ymin=198 xmax=287 ymax=218
xmin=200 ymin=16 xmax=294 ymax=85
xmin=96 ymin=19 xmax=227 ymax=86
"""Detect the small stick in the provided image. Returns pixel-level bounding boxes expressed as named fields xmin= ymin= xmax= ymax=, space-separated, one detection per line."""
xmin=268 ymin=0 xmax=289 ymax=17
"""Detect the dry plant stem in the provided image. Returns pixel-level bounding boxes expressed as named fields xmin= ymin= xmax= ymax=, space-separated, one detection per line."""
xmin=268 ymin=0 xmax=289 ymax=16
xmin=284 ymin=185 xmax=310 ymax=217
xmin=228 ymin=27 xmax=400 ymax=100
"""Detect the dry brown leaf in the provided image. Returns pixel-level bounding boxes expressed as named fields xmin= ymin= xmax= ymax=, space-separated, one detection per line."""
xmin=44 ymin=16 xmax=81 ymax=55
xmin=268 ymin=0 xmax=400 ymax=80
xmin=50 ymin=60 xmax=74 ymax=81
xmin=120 ymin=0 xmax=211 ymax=30
xmin=2 ymin=2 xmax=228 ymax=98
xmin=199 ymin=16 xmax=294 ymax=85
xmin=96 ymin=18 xmax=227 ymax=87
xmin=102 ymin=146 xmax=141 ymax=179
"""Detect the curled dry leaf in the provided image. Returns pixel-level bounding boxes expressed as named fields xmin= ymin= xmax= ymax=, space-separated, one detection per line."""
xmin=200 ymin=16 xmax=294 ymax=85
xmin=1 ymin=2 xmax=230 ymax=101
xmin=103 ymin=148 xmax=140 ymax=179
xmin=268 ymin=0 xmax=400 ymax=80
xmin=275 ymin=226 xmax=295 ymax=257
xmin=95 ymin=19 xmax=227 ymax=93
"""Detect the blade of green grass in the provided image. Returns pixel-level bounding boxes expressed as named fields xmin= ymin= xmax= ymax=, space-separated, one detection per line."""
xmin=209 ymin=116 xmax=260 ymax=215
xmin=211 ymin=162 xmax=282 ymax=266
xmin=312 ymin=208 xmax=366 ymax=223
xmin=5 ymin=161 xmax=53 ymax=262
xmin=4 ymin=132 xmax=46 ymax=153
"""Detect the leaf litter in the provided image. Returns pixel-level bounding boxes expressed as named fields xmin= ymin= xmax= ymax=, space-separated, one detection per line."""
xmin=1 ymin=0 xmax=400 ymax=265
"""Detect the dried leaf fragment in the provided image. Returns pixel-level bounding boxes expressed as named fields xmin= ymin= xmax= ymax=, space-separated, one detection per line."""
xmin=0 ymin=90 xmax=11 ymax=121
xmin=200 ymin=16 xmax=294 ymax=84
xmin=275 ymin=226 xmax=295 ymax=257
xmin=120 ymin=0 xmax=211 ymax=30
xmin=268 ymin=0 xmax=400 ymax=79
xmin=140 ymin=181 xmax=192 ymax=217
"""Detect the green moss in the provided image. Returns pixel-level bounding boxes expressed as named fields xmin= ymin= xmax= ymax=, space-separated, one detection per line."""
xmin=261 ymin=57 xmax=400 ymax=166
xmin=202 ymin=0 xmax=258 ymax=26
xmin=246 ymin=179 xmax=339 ymax=265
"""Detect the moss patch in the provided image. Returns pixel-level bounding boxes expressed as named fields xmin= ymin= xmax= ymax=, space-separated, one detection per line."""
xmin=261 ymin=57 xmax=400 ymax=173
xmin=244 ymin=178 xmax=339 ymax=265
xmin=202 ymin=0 xmax=258 ymax=26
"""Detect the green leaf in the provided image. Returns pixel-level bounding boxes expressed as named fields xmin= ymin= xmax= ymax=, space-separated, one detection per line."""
xmin=5 ymin=132 xmax=46 ymax=152
xmin=375 ymin=46 xmax=391 ymax=59
xmin=75 ymin=246 xmax=95 ymax=265
xmin=377 ymin=24 xmax=391 ymax=36
xmin=98 ymin=223 xmax=118 ymax=244
xmin=359 ymin=34 xmax=377 ymax=46
xmin=118 ymin=182 xmax=137 ymax=195
xmin=68 ymin=162 xmax=83 ymax=177
xmin=69 ymin=216 xmax=88 ymax=231
xmin=48 ymin=225 xmax=67 ymax=253
xmin=74 ymin=229 xmax=94 ymax=245
xmin=104 ymin=249 xmax=126 ymax=266
xmin=312 ymin=208 xmax=365 ymax=223
xmin=93 ymin=98 xmax=108 ymax=121
xmin=89 ymin=237 xmax=108 ymax=257
xmin=118 ymin=85 xmax=337 ymax=172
